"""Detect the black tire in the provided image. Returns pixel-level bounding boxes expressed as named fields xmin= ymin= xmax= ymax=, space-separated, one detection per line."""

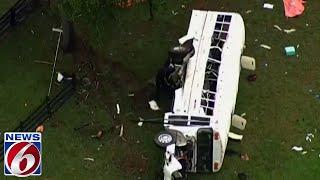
xmin=168 ymin=39 xmax=194 ymax=64
xmin=168 ymin=46 xmax=190 ymax=64
xmin=154 ymin=131 xmax=176 ymax=148
xmin=61 ymin=17 xmax=73 ymax=53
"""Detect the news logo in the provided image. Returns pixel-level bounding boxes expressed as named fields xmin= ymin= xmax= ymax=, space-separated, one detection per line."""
xmin=4 ymin=132 xmax=41 ymax=177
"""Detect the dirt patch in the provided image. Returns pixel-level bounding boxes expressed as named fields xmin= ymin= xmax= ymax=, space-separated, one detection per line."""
xmin=112 ymin=145 xmax=149 ymax=177
xmin=70 ymin=31 xmax=148 ymax=105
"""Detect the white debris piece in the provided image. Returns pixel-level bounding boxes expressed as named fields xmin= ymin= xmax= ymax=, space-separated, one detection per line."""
xmin=84 ymin=158 xmax=94 ymax=162
xmin=228 ymin=132 xmax=243 ymax=140
xmin=260 ymin=44 xmax=271 ymax=49
xmin=306 ymin=133 xmax=315 ymax=142
xmin=297 ymin=44 xmax=300 ymax=48
xmin=149 ymin=100 xmax=160 ymax=111
xmin=292 ymin=146 xmax=303 ymax=152
xmin=57 ymin=72 xmax=64 ymax=82
xmin=273 ymin=25 xmax=282 ymax=31
xmin=171 ymin=10 xmax=178 ymax=16
xmin=128 ymin=93 xmax=135 ymax=97
xmin=284 ymin=29 xmax=296 ymax=34
xmin=246 ymin=10 xmax=252 ymax=14
xmin=241 ymin=113 xmax=246 ymax=117
xmin=116 ymin=104 xmax=120 ymax=114
xmin=138 ymin=117 xmax=144 ymax=127
xmin=301 ymin=151 xmax=307 ymax=155
xmin=263 ymin=3 xmax=274 ymax=9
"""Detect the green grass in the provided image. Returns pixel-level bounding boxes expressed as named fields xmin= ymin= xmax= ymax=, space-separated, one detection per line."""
xmin=0 ymin=1 xmax=17 ymax=15
xmin=1 ymin=0 xmax=320 ymax=180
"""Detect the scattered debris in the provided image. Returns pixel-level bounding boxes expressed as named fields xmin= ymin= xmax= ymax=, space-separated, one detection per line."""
xmin=121 ymin=137 xmax=127 ymax=142
xmin=181 ymin=4 xmax=185 ymax=8
xmin=83 ymin=158 xmax=94 ymax=162
xmin=119 ymin=124 xmax=124 ymax=137
xmin=116 ymin=104 xmax=120 ymax=114
xmin=311 ymin=149 xmax=315 ymax=152
xmin=149 ymin=100 xmax=160 ymax=111
xmin=284 ymin=29 xmax=296 ymax=34
xmin=241 ymin=113 xmax=246 ymax=117
xmin=34 ymin=60 xmax=53 ymax=65
xmin=283 ymin=0 xmax=305 ymax=18
xmin=247 ymin=74 xmax=257 ymax=82
xmin=240 ymin=153 xmax=250 ymax=161
xmin=263 ymin=3 xmax=274 ymax=10
xmin=297 ymin=44 xmax=300 ymax=48
xmin=128 ymin=93 xmax=135 ymax=97
xmin=97 ymin=144 xmax=103 ymax=151
xmin=24 ymin=103 xmax=27 ymax=107
xmin=138 ymin=117 xmax=144 ymax=127
xmin=171 ymin=10 xmax=178 ymax=16
xmin=31 ymin=29 xmax=34 ymax=35
xmin=74 ymin=122 xmax=93 ymax=131
xmin=285 ymin=72 xmax=288 ymax=75
xmin=260 ymin=44 xmax=271 ymax=49
xmin=301 ymin=151 xmax=307 ymax=155
xmin=141 ymin=154 xmax=148 ymax=160
xmin=273 ymin=25 xmax=282 ymax=31
xmin=92 ymin=130 xmax=104 ymax=140
xmin=285 ymin=46 xmax=296 ymax=56
xmin=82 ymin=77 xmax=91 ymax=87
xmin=245 ymin=10 xmax=252 ymax=14
xmin=305 ymin=133 xmax=315 ymax=142
xmin=306 ymin=23 xmax=309 ymax=26
xmin=292 ymin=146 xmax=303 ymax=152
xmin=95 ymin=81 xmax=99 ymax=90
xmin=255 ymin=39 xmax=258 ymax=42
xmin=36 ymin=125 xmax=44 ymax=133
xmin=265 ymin=63 xmax=268 ymax=67
xmin=309 ymin=89 xmax=313 ymax=93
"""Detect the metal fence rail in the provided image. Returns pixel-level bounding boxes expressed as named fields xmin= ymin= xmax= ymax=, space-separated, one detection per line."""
xmin=0 ymin=81 xmax=76 ymax=161
xmin=0 ymin=0 xmax=36 ymax=38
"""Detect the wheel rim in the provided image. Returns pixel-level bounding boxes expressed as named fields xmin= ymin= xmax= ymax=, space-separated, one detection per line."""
xmin=158 ymin=134 xmax=172 ymax=144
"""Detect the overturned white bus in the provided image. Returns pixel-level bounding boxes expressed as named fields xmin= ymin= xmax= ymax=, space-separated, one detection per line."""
xmin=153 ymin=10 xmax=256 ymax=180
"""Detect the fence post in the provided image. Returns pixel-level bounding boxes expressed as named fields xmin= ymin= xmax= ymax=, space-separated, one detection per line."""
xmin=10 ymin=7 xmax=16 ymax=26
